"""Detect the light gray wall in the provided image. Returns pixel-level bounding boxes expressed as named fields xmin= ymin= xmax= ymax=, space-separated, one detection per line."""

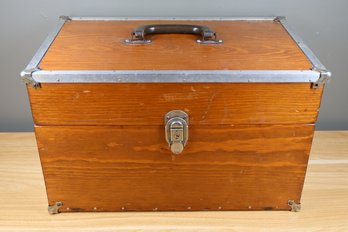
xmin=0 ymin=0 xmax=347 ymax=131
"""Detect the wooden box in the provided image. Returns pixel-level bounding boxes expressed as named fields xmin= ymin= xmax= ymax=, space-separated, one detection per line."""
xmin=21 ymin=16 xmax=330 ymax=214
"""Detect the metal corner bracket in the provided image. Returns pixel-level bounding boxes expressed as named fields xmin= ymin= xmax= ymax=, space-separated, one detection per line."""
xmin=276 ymin=16 xmax=331 ymax=88
xmin=273 ymin=16 xmax=286 ymax=22
xmin=48 ymin=201 xmax=63 ymax=214
xmin=20 ymin=67 xmax=41 ymax=88
xmin=20 ymin=16 xmax=66 ymax=88
xmin=59 ymin=15 xmax=72 ymax=22
xmin=311 ymin=67 xmax=332 ymax=88
xmin=288 ymin=200 xmax=301 ymax=212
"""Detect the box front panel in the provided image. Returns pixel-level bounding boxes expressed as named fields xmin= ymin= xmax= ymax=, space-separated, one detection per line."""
xmin=35 ymin=124 xmax=314 ymax=212
xmin=28 ymin=83 xmax=323 ymax=126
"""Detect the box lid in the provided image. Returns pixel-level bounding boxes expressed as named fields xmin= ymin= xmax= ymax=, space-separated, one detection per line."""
xmin=21 ymin=17 xmax=330 ymax=87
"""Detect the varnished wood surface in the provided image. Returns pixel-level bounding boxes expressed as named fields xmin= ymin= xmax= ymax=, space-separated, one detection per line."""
xmin=39 ymin=20 xmax=312 ymax=71
xmin=0 ymin=131 xmax=347 ymax=231
xmin=35 ymin=124 xmax=314 ymax=212
xmin=28 ymin=83 xmax=323 ymax=126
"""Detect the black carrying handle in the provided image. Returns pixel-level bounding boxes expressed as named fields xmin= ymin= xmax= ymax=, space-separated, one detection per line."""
xmin=124 ymin=24 xmax=223 ymax=44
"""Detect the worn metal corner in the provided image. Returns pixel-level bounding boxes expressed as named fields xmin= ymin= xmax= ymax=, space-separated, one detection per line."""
xmin=20 ymin=68 xmax=41 ymax=88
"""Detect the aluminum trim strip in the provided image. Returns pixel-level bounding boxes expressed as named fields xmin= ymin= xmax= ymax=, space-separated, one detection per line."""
xmin=277 ymin=17 xmax=327 ymax=71
xmin=32 ymin=70 xmax=319 ymax=83
xmin=22 ymin=16 xmax=326 ymax=85
xmin=70 ymin=16 xmax=277 ymax=21
xmin=23 ymin=20 xmax=66 ymax=71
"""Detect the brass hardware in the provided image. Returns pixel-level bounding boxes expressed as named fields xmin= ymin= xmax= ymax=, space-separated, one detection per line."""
xmin=48 ymin=201 xmax=63 ymax=214
xmin=288 ymin=200 xmax=301 ymax=212
xmin=165 ymin=110 xmax=189 ymax=155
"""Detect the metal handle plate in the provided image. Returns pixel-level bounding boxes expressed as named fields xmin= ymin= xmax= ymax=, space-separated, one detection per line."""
xmin=164 ymin=110 xmax=189 ymax=155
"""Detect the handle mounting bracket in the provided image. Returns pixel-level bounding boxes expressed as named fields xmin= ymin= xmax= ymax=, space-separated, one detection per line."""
xmin=125 ymin=24 xmax=223 ymax=44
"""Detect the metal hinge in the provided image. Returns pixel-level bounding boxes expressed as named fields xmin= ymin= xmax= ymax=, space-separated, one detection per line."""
xmin=48 ymin=201 xmax=63 ymax=214
xmin=311 ymin=68 xmax=332 ymax=88
xmin=20 ymin=67 xmax=41 ymax=88
xmin=59 ymin=15 xmax=72 ymax=22
xmin=288 ymin=200 xmax=301 ymax=212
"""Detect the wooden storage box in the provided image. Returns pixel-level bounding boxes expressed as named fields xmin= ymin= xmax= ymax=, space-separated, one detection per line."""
xmin=21 ymin=16 xmax=330 ymax=214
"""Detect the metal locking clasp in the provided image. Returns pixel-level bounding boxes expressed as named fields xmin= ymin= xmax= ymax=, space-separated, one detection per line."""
xmin=164 ymin=110 xmax=189 ymax=155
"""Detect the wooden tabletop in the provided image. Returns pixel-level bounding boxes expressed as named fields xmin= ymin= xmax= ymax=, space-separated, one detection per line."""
xmin=0 ymin=131 xmax=347 ymax=231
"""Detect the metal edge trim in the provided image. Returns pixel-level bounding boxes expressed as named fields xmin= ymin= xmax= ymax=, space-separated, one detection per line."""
xmin=25 ymin=16 xmax=323 ymax=84
xmin=32 ymin=70 xmax=319 ymax=83
xmin=70 ymin=16 xmax=277 ymax=21
xmin=20 ymin=18 xmax=66 ymax=88
xmin=276 ymin=16 xmax=331 ymax=88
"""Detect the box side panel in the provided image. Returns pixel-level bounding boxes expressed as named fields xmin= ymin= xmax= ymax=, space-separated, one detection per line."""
xmin=28 ymin=83 xmax=323 ymax=126
xmin=35 ymin=124 xmax=314 ymax=212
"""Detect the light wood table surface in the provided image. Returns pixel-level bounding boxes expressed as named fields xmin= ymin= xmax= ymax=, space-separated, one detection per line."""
xmin=0 ymin=131 xmax=347 ymax=231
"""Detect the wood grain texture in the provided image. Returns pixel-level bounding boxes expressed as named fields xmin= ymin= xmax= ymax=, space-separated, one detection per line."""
xmin=28 ymin=83 xmax=323 ymax=126
xmin=39 ymin=20 xmax=312 ymax=71
xmin=1 ymin=131 xmax=348 ymax=231
xmin=35 ymin=124 xmax=314 ymax=212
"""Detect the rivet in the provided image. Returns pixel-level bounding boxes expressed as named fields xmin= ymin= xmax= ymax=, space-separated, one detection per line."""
xmin=121 ymin=207 xmax=126 ymax=211
xmin=153 ymin=208 xmax=158 ymax=211
xmin=187 ymin=206 xmax=191 ymax=210
xmin=218 ymin=206 xmax=222 ymax=210
xmin=93 ymin=207 xmax=97 ymax=210
xmin=248 ymin=205 xmax=252 ymax=209
xmin=66 ymin=207 xmax=70 ymax=211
